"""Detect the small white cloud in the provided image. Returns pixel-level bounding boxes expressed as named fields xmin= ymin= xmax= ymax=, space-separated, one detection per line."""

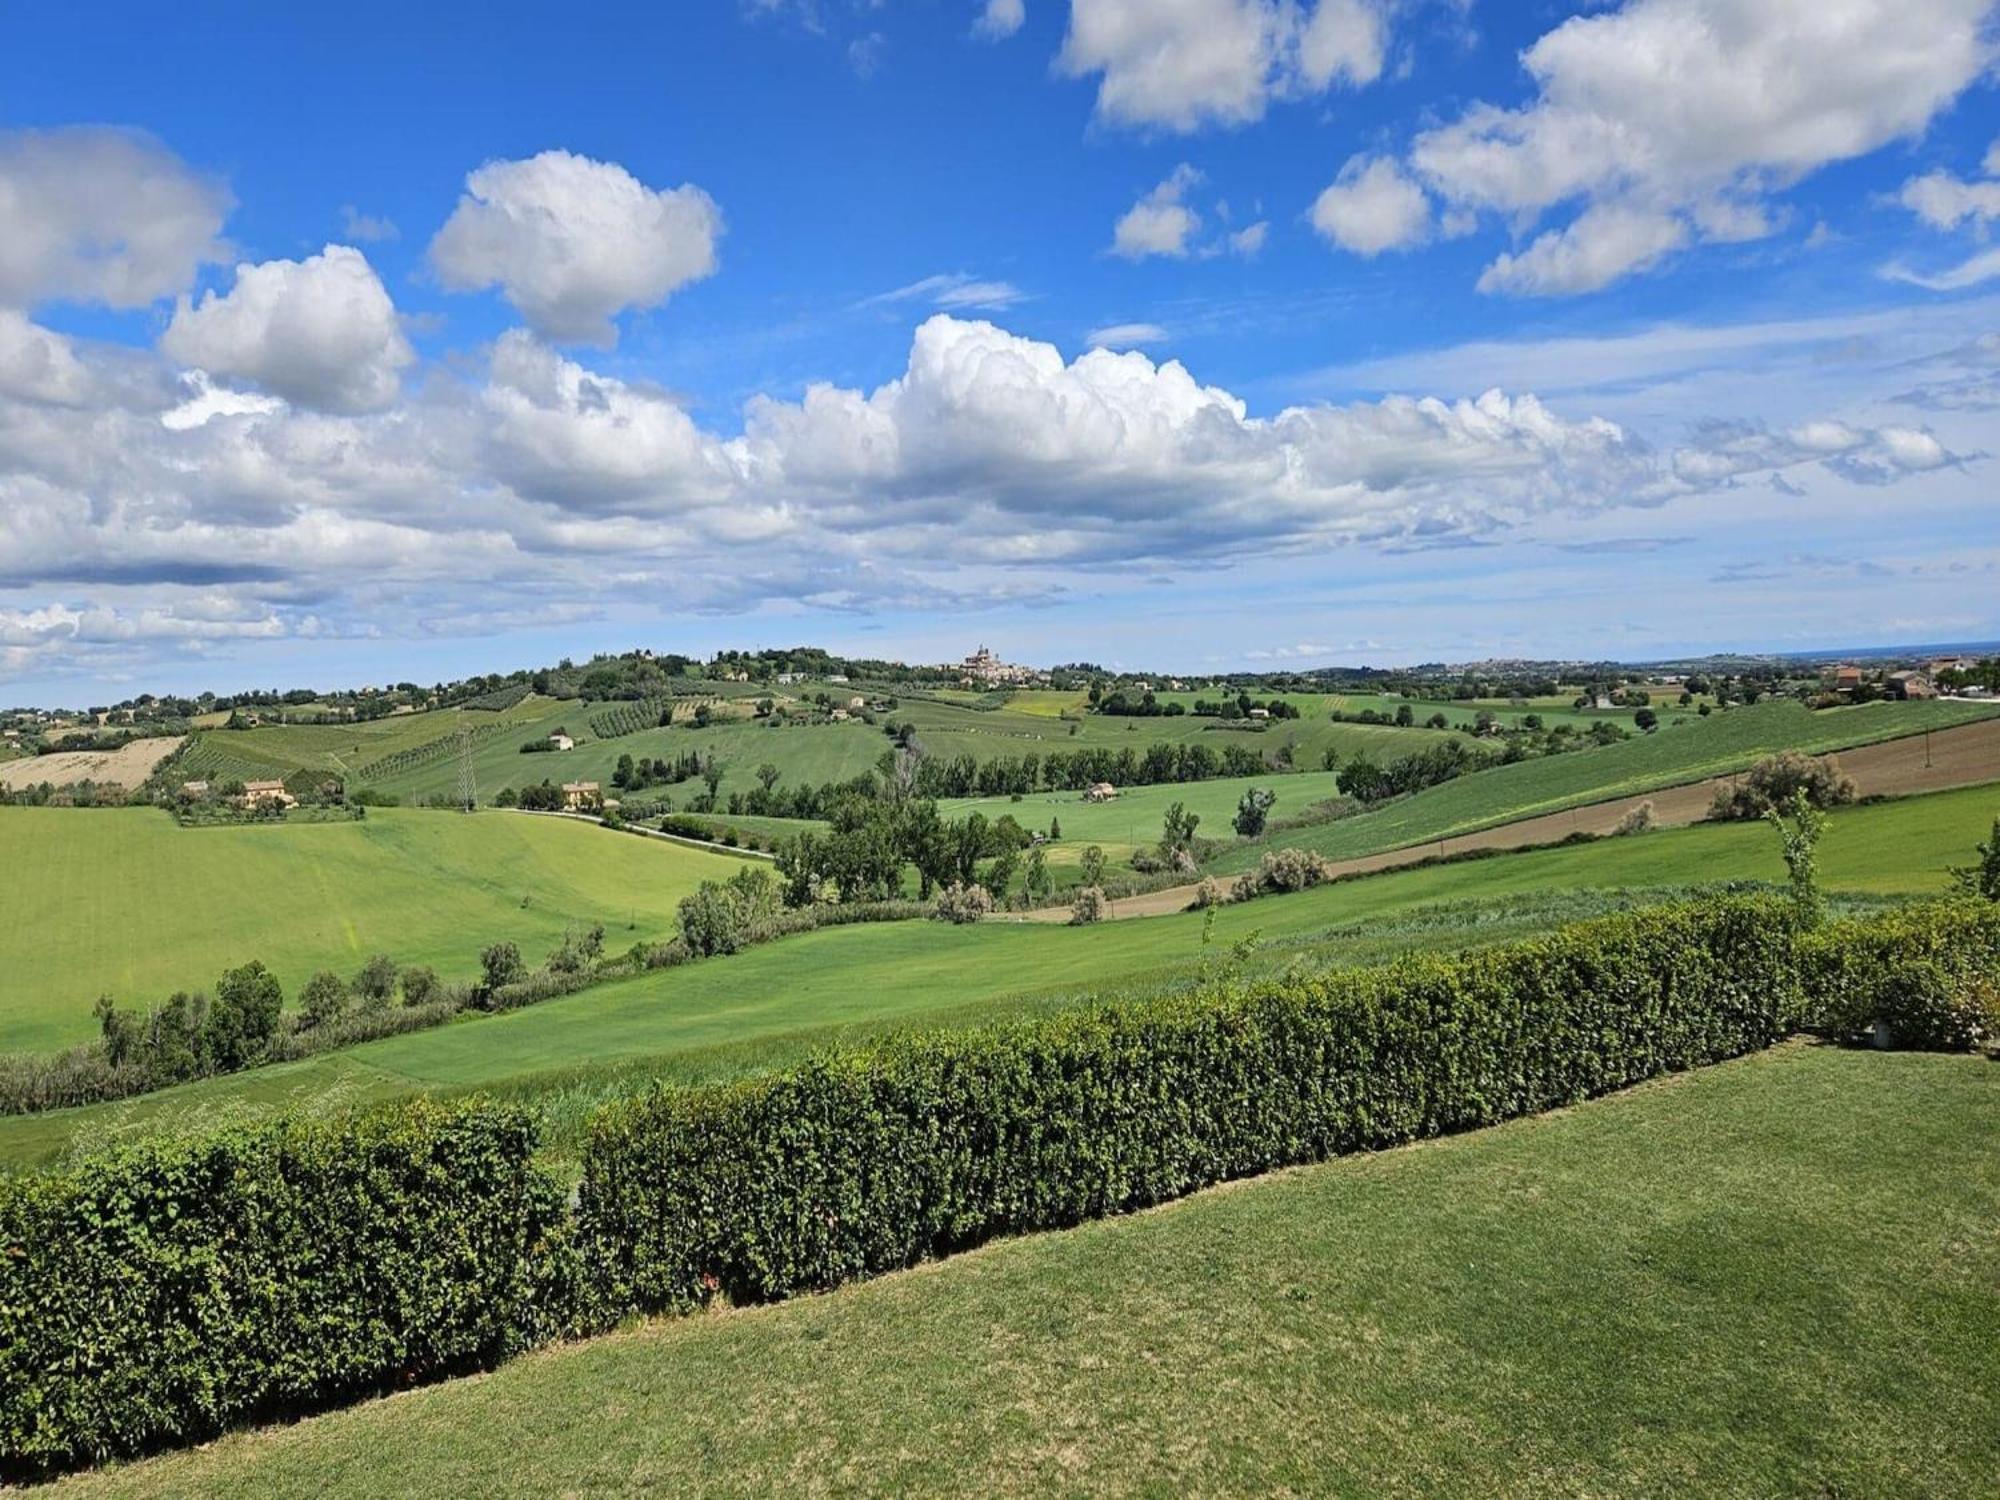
xmin=1229 ymin=221 xmax=1270 ymax=257
xmin=1112 ymin=164 xmax=1203 ymax=260
xmin=339 ymin=205 xmax=399 ymax=242
xmin=1477 ymin=206 xmax=1688 ymax=297
xmin=863 ymin=273 xmax=1028 ymax=311
xmin=1085 ymin=321 xmax=1168 ymax=347
xmin=429 ymin=149 xmax=722 ymax=346
xmin=848 ymin=31 xmax=887 ymax=77
xmin=973 ymin=0 xmax=1024 ymax=40
xmin=1897 ymin=168 xmax=2000 ymax=232
xmin=161 ymin=244 xmax=414 ymax=412
xmin=1311 ymin=155 xmax=1430 ymax=256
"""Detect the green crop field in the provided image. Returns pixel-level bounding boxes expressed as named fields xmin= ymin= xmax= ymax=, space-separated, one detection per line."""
xmin=8 ymin=782 xmax=1989 ymax=1170
xmin=1211 ymin=696 xmax=2000 ymax=873
xmin=0 ymin=807 xmax=754 ymax=1053
xmin=53 ymin=1044 xmax=2000 ymax=1499
xmin=943 ymin=768 xmax=1348 ymax=857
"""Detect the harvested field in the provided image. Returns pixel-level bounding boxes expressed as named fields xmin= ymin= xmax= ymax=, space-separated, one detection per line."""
xmin=0 ymin=736 xmax=182 ymax=792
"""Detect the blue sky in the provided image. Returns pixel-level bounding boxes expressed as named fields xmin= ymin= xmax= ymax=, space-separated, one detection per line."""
xmin=1 ymin=0 xmax=1997 ymax=701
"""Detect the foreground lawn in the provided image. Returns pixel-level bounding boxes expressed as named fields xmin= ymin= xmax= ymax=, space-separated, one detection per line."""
xmin=6 ymin=783 xmax=1990 ymax=1169
xmin=0 ymin=807 xmax=752 ymax=1051
xmin=58 ymin=1045 xmax=2000 ymax=1498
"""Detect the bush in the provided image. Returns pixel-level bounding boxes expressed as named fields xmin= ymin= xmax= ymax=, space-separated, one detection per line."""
xmin=931 ymin=881 xmax=994 ymax=924
xmin=400 ymin=964 xmax=440 ymax=1008
xmin=0 ymin=1099 xmax=580 ymax=1478
xmin=575 ymin=897 xmax=1804 ymax=1315
xmin=298 ymin=970 xmax=350 ymax=1030
xmin=1802 ymin=899 xmax=2000 ymax=1050
xmin=1233 ymin=847 xmax=1335 ymax=903
xmin=352 ymin=953 xmax=397 ymax=1009
xmin=480 ymin=942 xmax=525 ymax=995
xmin=1069 ymin=886 xmax=1108 ymax=925
xmin=1709 ymin=751 xmax=1857 ymax=821
xmin=1613 ymin=800 xmax=1655 ymax=836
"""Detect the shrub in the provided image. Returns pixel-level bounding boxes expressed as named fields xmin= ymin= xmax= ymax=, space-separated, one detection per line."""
xmin=1612 ymin=800 xmax=1655 ymax=836
xmin=931 ymin=881 xmax=994 ymax=924
xmin=0 ymin=1099 xmax=580 ymax=1478
xmin=1239 ymin=847 xmax=1335 ymax=898
xmin=480 ymin=942 xmax=525 ymax=994
xmin=207 ymin=961 xmax=283 ymax=1070
xmin=1069 ymin=886 xmax=1109 ymax=924
xmin=678 ymin=882 xmax=745 ymax=957
xmin=575 ymin=896 xmax=1804 ymax=1316
xmin=1233 ymin=786 xmax=1276 ymax=837
xmin=352 ymin=953 xmax=397 ymax=1009
xmin=1802 ymin=899 xmax=2000 ymax=1050
xmin=1709 ymin=751 xmax=1857 ymax=821
xmin=298 ymin=970 xmax=350 ymax=1030
xmin=400 ymin=964 xmax=440 ymax=1008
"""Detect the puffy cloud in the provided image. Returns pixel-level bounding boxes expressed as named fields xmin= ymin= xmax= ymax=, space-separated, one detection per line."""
xmin=1311 ymin=156 xmax=1432 ymax=256
xmin=973 ymin=0 xmax=1025 ymax=39
xmin=160 ymin=246 xmax=415 ymax=412
xmin=428 ymin=150 xmax=722 ymax=345
xmin=0 ymin=126 xmax=229 ymax=309
xmin=1112 ymin=165 xmax=1203 ymax=259
xmin=1058 ymin=0 xmax=1385 ymax=133
xmin=1382 ymin=0 xmax=1995 ymax=293
xmin=1228 ymin=221 xmax=1270 ymax=257
xmin=1476 ymin=205 xmax=1689 ymax=297
xmin=1898 ymin=169 xmax=2000 ymax=232
xmin=1672 ymin=418 xmax=1961 ymax=487
xmin=0 ymin=309 xmax=1980 ymax=681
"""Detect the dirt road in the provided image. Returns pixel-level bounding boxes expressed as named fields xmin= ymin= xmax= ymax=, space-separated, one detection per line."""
xmin=1020 ymin=716 xmax=2000 ymax=922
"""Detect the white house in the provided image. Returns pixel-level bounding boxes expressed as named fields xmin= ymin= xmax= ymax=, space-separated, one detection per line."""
xmin=548 ymin=732 xmax=575 ymax=751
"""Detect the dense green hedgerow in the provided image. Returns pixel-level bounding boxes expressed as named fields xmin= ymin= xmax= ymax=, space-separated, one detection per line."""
xmin=0 ymin=1099 xmax=579 ymax=1478
xmin=1803 ymin=900 xmax=2000 ymax=1050
xmin=575 ymin=896 xmax=1807 ymax=1312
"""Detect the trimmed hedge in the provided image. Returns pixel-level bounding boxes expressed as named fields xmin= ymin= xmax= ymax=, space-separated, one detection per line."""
xmin=0 ymin=1099 xmax=579 ymax=1478
xmin=1804 ymin=900 xmax=2000 ymax=1050
xmin=576 ymin=896 xmax=1806 ymax=1312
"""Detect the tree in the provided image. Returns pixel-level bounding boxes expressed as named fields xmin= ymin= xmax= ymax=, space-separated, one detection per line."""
xmin=1710 ymin=751 xmax=1856 ymax=821
xmin=299 ymin=970 xmax=350 ymax=1029
xmin=1079 ymin=844 xmax=1106 ymax=887
xmin=1765 ymin=789 xmax=1826 ymax=928
xmin=1069 ymin=886 xmax=1107 ymax=925
xmin=1394 ymin=703 xmax=1414 ymax=727
xmin=679 ymin=881 xmax=746 ymax=957
xmin=701 ymin=754 xmax=725 ymax=799
xmin=352 ymin=953 xmax=397 ymax=1008
xmin=1233 ymin=786 xmax=1276 ymax=838
xmin=480 ymin=941 xmax=525 ymax=993
xmin=1048 ymin=815 xmax=1062 ymax=841
xmin=1949 ymin=815 xmax=2000 ymax=901
xmin=757 ymin=762 xmax=781 ymax=792
xmin=1634 ymin=707 xmax=1658 ymax=733
xmin=208 ymin=960 xmax=283 ymax=1069
xmin=1023 ymin=844 xmax=1052 ymax=904
xmin=1160 ymin=801 xmax=1200 ymax=857
xmin=399 ymin=964 xmax=441 ymax=1007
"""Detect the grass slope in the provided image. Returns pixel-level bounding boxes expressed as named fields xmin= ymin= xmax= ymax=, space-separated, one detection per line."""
xmin=7 ymin=782 xmax=1989 ymax=1169
xmin=0 ymin=807 xmax=751 ymax=1052
xmin=942 ymin=768 xmax=1347 ymax=858
xmin=1212 ymin=697 xmax=1998 ymax=872
xmin=55 ymin=1045 xmax=2000 ymax=1499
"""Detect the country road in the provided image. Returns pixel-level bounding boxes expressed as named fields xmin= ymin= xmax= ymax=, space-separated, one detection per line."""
xmin=1016 ymin=715 xmax=2000 ymax=923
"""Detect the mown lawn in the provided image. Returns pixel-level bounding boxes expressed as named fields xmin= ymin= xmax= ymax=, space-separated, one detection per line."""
xmin=54 ymin=1045 xmax=2000 ymax=1499
xmin=942 ymin=768 xmax=1348 ymax=857
xmin=0 ymin=806 xmax=752 ymax=1052
xmin=7 ymin=783 xmax=1989 ymax=1170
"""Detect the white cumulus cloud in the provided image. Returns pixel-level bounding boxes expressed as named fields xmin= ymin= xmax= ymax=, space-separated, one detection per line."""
xmin=0 ymin=126 xmax=230 ymax=310
xmin=1311 ymin=155 xmax=1432 ymax=256
xmin=974 ymin=0 xmax=1025 ymax=39
xmin=429 ymin=149 xmax=722 ymax=345
xmin=1058 ymin=0 xmax=1386 ymax=133
xmin=161 ymin=245 xmax=415 ymax=413
xmin=1112 ymin=164 xmax=1204 ymax=259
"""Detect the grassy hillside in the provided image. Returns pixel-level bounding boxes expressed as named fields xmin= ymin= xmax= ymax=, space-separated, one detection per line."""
xmin=54 ymin=1045 xmax=2000 ymax=1499
xmin=7 ymin=782 xmax=1988 ymax=1169
xmin=0 ymin=807 xmax=753 ymax=1053
xmin=942 ymin=768 xmax=1347 ymax=858
xmin=1212 ymin=696 xmax=1998 ymax=872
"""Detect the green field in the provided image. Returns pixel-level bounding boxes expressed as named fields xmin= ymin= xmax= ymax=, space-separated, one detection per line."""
xmin=9 ymin=782 xmax=1990 ymax=1170
xmin=1212 ymin=696 xmax=1998 ymax=872
xmin=54 ymin=1044 xmax=2000 ymax=1499
xmin=942 ymin=768 xmax=1348 ymax=858
xmin=0 ymin=807 xmax=753 ymax=1053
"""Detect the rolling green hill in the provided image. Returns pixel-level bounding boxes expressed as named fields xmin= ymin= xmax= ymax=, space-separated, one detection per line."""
xmin=0 ymin=807 xmax=753 ymax=1053
xmin=1211 ymin=697 xmax=1998 ymax=872
xmin=6 ymin=781 xmax=1988 ymax=1170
